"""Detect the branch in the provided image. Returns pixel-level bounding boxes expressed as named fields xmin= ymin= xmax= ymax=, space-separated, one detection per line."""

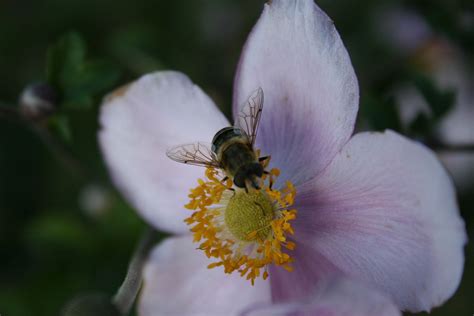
xmin=1 ymin=100 xmax=91 ymax=178
xmin=31 ymin=124 xmax=90 ymax=178
xmin=428 ymin=141 xmax=474 ymax=152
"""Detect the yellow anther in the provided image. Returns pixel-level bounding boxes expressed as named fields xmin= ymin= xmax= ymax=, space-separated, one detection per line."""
xmin=183 ymin=166 xmax=297 ymax=285
xmin=270 ymin=168 xmax=280 ymax=176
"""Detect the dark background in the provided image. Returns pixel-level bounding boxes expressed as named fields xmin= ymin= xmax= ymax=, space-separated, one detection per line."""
xmin=0 ymin=0 xmax=472 ymax=315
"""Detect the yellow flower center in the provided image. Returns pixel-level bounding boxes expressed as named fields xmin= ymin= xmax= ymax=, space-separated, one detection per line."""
xmin=225 ymin=190 xmax=273 ymax=241
xmin=184 ymin=167 xmax=297 ymax=285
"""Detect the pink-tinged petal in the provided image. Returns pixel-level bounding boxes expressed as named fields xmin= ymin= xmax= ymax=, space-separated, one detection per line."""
xmin=269 ymin=241 xmax=343 ymax=303
xmin=99 ymin=72 xmax=229 ymax=233
xmin=139 ymin=235 xmax=271 ymax=316
xmin=292 ymin=130 xmax=467 ymax=312
xmin=233 ymin=0 xmax=359 ymax=185
xmin=242 ymin=277 xmax=401 ymax=316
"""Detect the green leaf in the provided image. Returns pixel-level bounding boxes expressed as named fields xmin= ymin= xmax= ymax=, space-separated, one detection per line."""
xmin=46 ymin=32 xmax=121 ymax=111
xmin=46 ymin=32 xmax=86 ymax=89
xmin=48 ymin=115 xmax=72 ymax=143
xmin=62 ymin=60 xmax=121 ymax=109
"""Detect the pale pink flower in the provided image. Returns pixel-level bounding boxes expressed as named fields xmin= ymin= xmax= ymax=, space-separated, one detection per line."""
xmin=99 ymin=0 xmax=466 ymax=315
xmin=240 ymin=277 xmax=401 ymax=316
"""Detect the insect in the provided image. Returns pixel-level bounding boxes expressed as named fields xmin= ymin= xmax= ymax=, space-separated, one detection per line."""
xmin=166 ymin=88 xmax=271 ymax=191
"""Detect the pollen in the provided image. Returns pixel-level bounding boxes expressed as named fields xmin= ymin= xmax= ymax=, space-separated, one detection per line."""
xmin=184 ymin=166 xmax=297 ymax=285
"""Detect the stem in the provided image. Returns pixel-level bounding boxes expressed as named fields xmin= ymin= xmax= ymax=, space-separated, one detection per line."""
xmin=112 ymin=227 xmax=158 ymax=315
xmin=1 ymin=101 xmax=90 ymax=178
xmin=428 ymin=141 xmax=474 ymax=152
xmin=31 ymin=124 xmax=89 ymax=178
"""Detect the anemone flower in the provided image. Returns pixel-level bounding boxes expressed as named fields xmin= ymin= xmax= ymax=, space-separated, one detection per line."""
xmin=99 ymin=0 xmax=466 ymax=315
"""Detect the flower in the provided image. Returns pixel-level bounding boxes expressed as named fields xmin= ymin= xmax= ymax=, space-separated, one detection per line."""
xmin=183 ymin=167 xmax=298 ymax=284
xmin=99 ymin=0 xmax=467 ymax=315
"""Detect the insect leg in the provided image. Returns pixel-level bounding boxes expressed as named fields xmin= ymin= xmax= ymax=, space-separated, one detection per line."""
xmin=259 ymin=156 xmax=271 ymax=168
xmin=220 ymin=176 xmax=236 ymax=193
xmin=263 ymin=170 xmax=274 ymax=190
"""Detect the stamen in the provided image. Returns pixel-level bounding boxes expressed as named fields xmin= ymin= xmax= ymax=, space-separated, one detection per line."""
xmin=184 ymin=166 xmax=297 ymax=285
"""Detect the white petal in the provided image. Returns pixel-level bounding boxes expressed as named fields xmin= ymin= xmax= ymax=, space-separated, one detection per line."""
xmin=139 ymin=236 xmax=271 ymax=316
xmin=99 ymin=71 xmax=229 ymax=233
xmin=233 ymin=0 xmax=359 ymax=185
xmin=242 ymin=277 xmax=401 ymax=316
xmin=293 ymin=130 xmax=467 ymax=311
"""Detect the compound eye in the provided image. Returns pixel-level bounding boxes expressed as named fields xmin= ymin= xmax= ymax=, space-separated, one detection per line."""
xmin=251 ymin=163 xmax=264 ymax=177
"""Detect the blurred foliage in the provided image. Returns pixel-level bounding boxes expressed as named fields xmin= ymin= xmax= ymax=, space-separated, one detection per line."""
xmin=46 ymin=32 xmax=121 ymax=142
xmin=404 ymin=0 xmax=474 ymax=55
xmin=0 ymin=0 xmax=472 ymax=315
xmin=48 ymin=115 xmax=73 ymax=143
xmin=47 ymin=32 xmax=121 ymax=111
xmin=360 ymin=95 xmax=403 ymax=132
xmin=407 ymin=72 xmax=456 ymax=138
xmin=361 ymin=71 xmax=458 ymax=140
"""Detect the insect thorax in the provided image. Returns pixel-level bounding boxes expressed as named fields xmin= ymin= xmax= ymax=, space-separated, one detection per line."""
xmin=222 ymin=141 xmax=256 ymax=173
xmin=212 ymin=127 xmax=247 ymax=155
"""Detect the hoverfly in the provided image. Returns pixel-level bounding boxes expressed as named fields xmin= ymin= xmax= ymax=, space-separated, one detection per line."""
xmin=166 ymin=88 xmax=270 ymax=191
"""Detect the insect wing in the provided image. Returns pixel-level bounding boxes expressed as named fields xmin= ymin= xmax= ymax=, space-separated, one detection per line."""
xmin=166 ymin=142 xmax=220 ymax=168
xmin=235 ymin=87 xmax=264 ymax=146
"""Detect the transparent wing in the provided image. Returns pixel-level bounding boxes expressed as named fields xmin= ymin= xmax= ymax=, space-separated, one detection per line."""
xmin=166 ymin=142 xmax=220 ymax=168
xmin=235 ymin=87 xmax=264 ymax=146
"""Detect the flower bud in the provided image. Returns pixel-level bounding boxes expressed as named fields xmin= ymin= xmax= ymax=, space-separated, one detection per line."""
xmin=78 ymin=184 xmax=111 ymax=218
xmin=61 ymin=293 xmax=120 ymax=316
xmin=19 ymin=82 xmax=58 ymax=121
